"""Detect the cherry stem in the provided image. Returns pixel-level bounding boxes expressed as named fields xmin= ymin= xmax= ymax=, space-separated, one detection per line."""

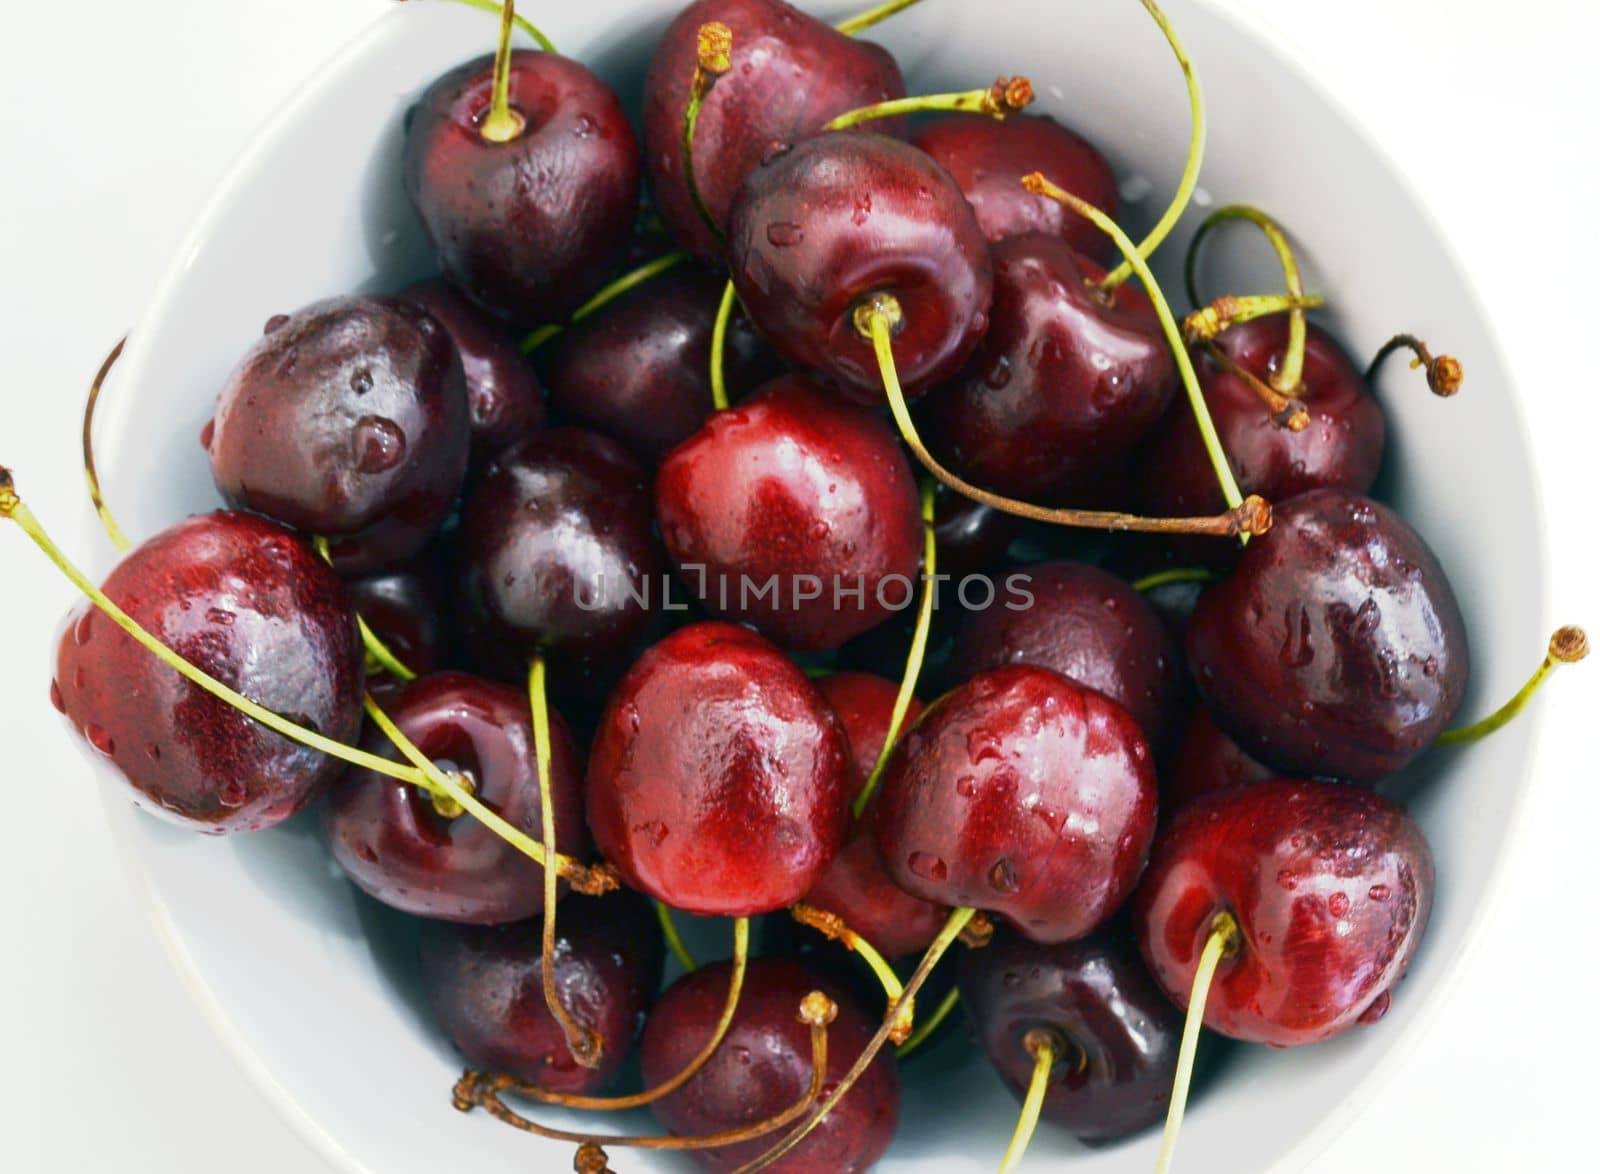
xmin=1202 ymin=342 xmax=1310 ymax=433
xmin=520 ymin=251 xmax=690 ymax=353
xmin=791 ymin=903 xmax=912 ymax=1043
xmin=862 ymin=308 xmax=1265 ymax=540
xmin=824 ymin=77 xmax=1034 ymax=132
xmin=310 ymin=537 xmax=418 ymax=682
xmin=432 ymin=0 xmax=557 ymax=53
xmin=1133 ymin=566 xmax=1217 ymax=593
xmin=83 ymin=336 xmax=131 ymax=553
xmin=1436 ymin=626 xmax=1588 ymax=746
xmin=1100 ymin=0 xmax=1205 ymax=294
xmin=455 ymin=994 xmax=836 ymax=1157
xmin=1183 ymin=293 xmax=1323 ymax=345
xmin=732 ymin=906 xmax=978 ymax=1173
xmin=1023 ymin=175 xmax=1259 ymax=539
xmin=1366 ymin=333 xmax=1464 ymax=399
xmin=469 ymin=917 xmax=750 ymax=1112
xmin=656 ymin=900 xmax=698 ymax=972
xmin=1183 ymin=204 xmax=1310 ymax=394
xmin=851 ymin=481 xmax=936 ymax=817
xmin=893 ymin=984 xmax=959 ymax=1058
xmin=709 ymin=279 xmax=738 ymax=412
xmin=998 ymin=1029 xmax=1058 ymax=1174
xmin=681 ymin=22 xmax=733 ymax=245
xmin=834 ymin=0 xmax=926 ymax=37
xmin=480 ymin=2 xmax=527 ymax=144
xmin=1155 ymin=910 xmax=1239 ymax=1174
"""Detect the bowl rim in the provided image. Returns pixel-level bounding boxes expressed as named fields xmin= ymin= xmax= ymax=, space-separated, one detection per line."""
xmin=93 ymin=2 xmax=1554 ymax=1172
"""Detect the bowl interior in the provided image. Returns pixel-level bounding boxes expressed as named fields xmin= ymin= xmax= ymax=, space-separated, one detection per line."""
xmin=88 ymin=1 xmax=1544 ymax=1170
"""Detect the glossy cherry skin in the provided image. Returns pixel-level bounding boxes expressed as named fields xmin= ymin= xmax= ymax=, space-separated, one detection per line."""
xmin=932 ymin=483 xmax=1022 ymax=579
xmin=398 ymin=278 xmax=544 ymax=469
xmin=951 ymin=561 xmax=1183 ymax=750
xmin=959 ymin=924 xmax=1194 ymax=1143
xmin=1141 ymin=315 xmax=1386 ymax=517
xmin=642 ymin=0 xmax=906 ymax=261
xmin=920 ymin=234 xmax=1176 ymax=500
xmin=727 ymin=132 xmax=993 ymax=402
xmin=640 ymin=958 xmax=899 ymax=1172
xmin=877 ymin=665 xmax=1157 ymax=943
xmin=546 ymin=266 xmax=781 ymax=461
xmin=206 ymin=297 xmax=469 ymax=573
xmin=1186 ymin=489 xmax=1469 ymax=781
xmin=325 ymin=672 xmax=586 ymax=924
xmin=586 ymin=622 xmax=850 ymax=916
xmin=53 ymin=512 xmax=364 ymax=833
xmin=403 ymin=51 xmax=640 ymax=324
xmin=912 ymin=113 xmax=1119 ymax=262
xmin=346 ymin=565 xmax=449 ymax=680
xmin=457 ymin=429 xmax=664 ymax=691
xmin=656 ymin=375 xmax=922 ymax=652
xmin=800 ymin=674 xmax=947 ymax=959
xmin=1165 ymin=707 xmax=1278 ymax=811
xmin=417 ymin=888 xmax=664 ymax=1092
xmin=1133 ymin=779 xmax=1434 ymax=1045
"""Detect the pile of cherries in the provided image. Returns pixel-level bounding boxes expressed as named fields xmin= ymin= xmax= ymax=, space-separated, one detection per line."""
xmin=7 ymin=0 xmax=1587 ymax=1170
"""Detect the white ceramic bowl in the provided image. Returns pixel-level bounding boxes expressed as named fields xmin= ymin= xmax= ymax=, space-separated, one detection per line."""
xmin=83 ymin=1 xmax=1546 ymax=1170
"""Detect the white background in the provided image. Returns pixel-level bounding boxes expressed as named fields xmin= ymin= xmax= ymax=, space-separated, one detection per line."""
xmin=1 ymin=0 xmax=1595 ymax=1170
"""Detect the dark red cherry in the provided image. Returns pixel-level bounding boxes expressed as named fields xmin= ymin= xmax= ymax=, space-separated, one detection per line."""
xmin=640 ymin=957 xmax=899 ymax=1172
xmin=1133 ymin=779 xmax=1434 ymax=1045
xmin=960 ymin=924 xmax=1200 ymax=1143
xmin=325 ymin=671 xmax=586 ymax=924
xmin=912 ymin=113 xmax=1119 ymax=262
xmin=418 ymin=888 xmax=664 ymax=1093
xmin=545 ymin=266 xmax=781 ymax=461
xmin=457 ymin=429 xmax=664 ymax=691
xmin=642 ymin=0 xmax=907 ymax=261
xmin=1187 ymin=489 xmax=1469 ymax=781
xmin=403 ymin=50 xmax=641 ymax=324
xmin=950 ymin=561 xmax=1183 ymax=749
xmin=801 ymin=674 xmax=947 ymax=959
xmin=586 ymin=622 xmax=850 ymax=916
xmin=932 ymin=483 xmax=1023 ymax=579
xmin=877 ymin=665 xmax=1157 ymax=942
xmin=207 ymin=296 xmax=470 ymax=573
xmin=399 ymin=278 xmax=544 ymax=468
xmin=726 ymin=132 xmax=993 ymax=402
xmin=1140 ymin=315 xmax=1386 ymax=517
xmin=656 ymin=375 xmax=922 ymax=652
xmin=345 ymin=564 xmax=449 ymax=679
xmin=920 ymin=234 xmax=1176 ymax=500
xmin=54 ymin=512 xmax=363 ymax=833
xmin=1165 ymin=707 xmax=1277 ymax=811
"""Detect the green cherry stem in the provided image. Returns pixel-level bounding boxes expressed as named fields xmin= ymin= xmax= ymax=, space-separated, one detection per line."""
xmin=997 ymin=1030 xmax=1057 ymax=1174
xmin=791 ymin=903 xmax=913 ymax=1043
xmin=824 ymin=76 xmax=1034 ymax=132
xmin=834 ymin=0 xmax=927 ymax=37
xmin=310 ymin=537 xmax=418 ymax=682
xmin=656 ymin=900 xmax=698 ymax=972
xmin=83 ymin=336 xmax=131 ymax=553
xmin=520 ymin=251 xmax=690 ymax=354
xmin=1366 ymin=333 xmax=1464 ymax=399
xmin=1155 ymin=911 xmax=1239 ymax=1174
xmin=1182 ymin=293 xmax=1323 ymax=345
xmin=432 ymin=0 xmax=557 ymax=53
xmin=853 ymin=480 xmax=936 ymax=818
xmin=681 ymin=22 xmax=733 ymax=244
xmin=894 ymin=984 xmax=959 ymax=1058
xmin=709 ymin=279 xmax=738 ymax=412
xmin=480 ymin=1 xmax=527 ymax=143
xmin=1100 ymin=0 xmax=1206 ymax=294
xmin=1132 ymin=566 xmax=1217 ymax=593
xmin=1436 ymin=626 xmax=1588 ymax=746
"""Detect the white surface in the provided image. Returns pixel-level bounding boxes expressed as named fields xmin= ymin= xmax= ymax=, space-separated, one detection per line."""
xmin=1 ymin=1 xmax=1595 ymax=1171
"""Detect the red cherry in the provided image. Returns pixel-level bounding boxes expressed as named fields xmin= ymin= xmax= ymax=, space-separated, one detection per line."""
xmin=345 ymin=563 xmax=449 ymax=680
xmin=1165 ymin=707 xmax=1278 ymax=811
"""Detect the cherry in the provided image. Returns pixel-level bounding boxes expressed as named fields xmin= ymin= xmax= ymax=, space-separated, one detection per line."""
xmin=205 ymin=296 xmax=470 ymax=573
xmin=1186 ymin=488 xmax=1469 ymax=781
xmin=346 ymin=563 xmax=449 ymax=679
xmin=1165 ymin=707 xmax=1278 ymax=811
xmin=655 ymin=375 xmax=922 ymax=652
xmin=1133 ymin=779 xmax=1434 ymax=1046
xmin=403 ymin=49 xmax=640 ymax=324
xmin=639 ymin=957 xmax=899 ymax=1172
xmin=545 ymin=265 xmax=780 ymax=461
xmin=951 ymin=560 xmax=1183 ymax=749
xmin=642 ymin=0 xmax=907 ymax=261
xmin=585 ymin=622 xmax=851 ymax=916
xmin=53 ymin=511 xmax=364 ymax=833
xmin=877 ymin=664 xmax=1157 ymax=942
xmin=456 ymin=428 xmax=664 ymax=695
xmin=919 ymin=234 xmax=1176 ymax=501
xmin=912 ymin=112 xmax=1119 ymax=261
xmin=325 ymin=671 xmax=586 ymax=924
xmin=1140 ymin=314 xmax=1385 ymax=517
xmin=399 ymin=278 xmax=545 ymax=469
xmin=931 ymin=482 xmax=1022 ymax=579
xmin=960 ymin=923 xmax=1200 ymax=1144
xmin=418 ymin=887 xmax=664 ymax=1093
xmin=726 ymin=131 xmax=993 ymax=402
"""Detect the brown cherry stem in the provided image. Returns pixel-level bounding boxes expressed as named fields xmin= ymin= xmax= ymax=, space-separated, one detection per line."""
xmin=1366 ymin=333 xmax=1464 ymax=398
xmin=82 ymin=335 xmax=131 ymax=552
xmin=1203 ymin=342 xmax=1310 ymax=432
xmin=454 ymin=990 xmax=837 ymax=1155
xmin=824 ymin=76 xmax=1033 ymax=131
xmin=791 ymin=903 xmax=912 ymax=1043
xmin=1155 ymin=910 xmax=1239 ymax=1174
xmin=681 ymin=21 xmax=733 ymax=244
xmin=893 ymin=984 xmax=959 ymax=1058
xmin=1436 ymin=626 xmax=1588 ymax=746
xmin=834 ymin=0 xmax=926 ymax=36
xmin=480 ymin=2 xmax=526 ymax=143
